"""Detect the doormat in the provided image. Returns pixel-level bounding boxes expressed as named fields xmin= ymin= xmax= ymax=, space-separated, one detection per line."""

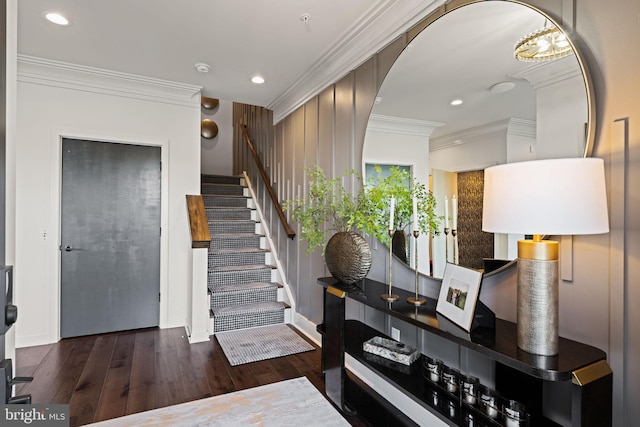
xmin=216 ymin=324 xmax=314 ymax=366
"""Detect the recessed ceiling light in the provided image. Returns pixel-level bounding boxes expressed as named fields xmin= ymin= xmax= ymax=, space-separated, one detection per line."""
xmin=44 ymin=12 xmax=70 ymax=26
xmin=374 ymin=97 xmax=382 ymax=104
xmin=251 ymin=76 xmax=265 ymax=84
xmin=195 ymin=63 xmax=211 ymax=73
xmin=450 ymin=99 xmax=463 ymax=106
xmin=489 ymin=81 xmax=516 ymax=94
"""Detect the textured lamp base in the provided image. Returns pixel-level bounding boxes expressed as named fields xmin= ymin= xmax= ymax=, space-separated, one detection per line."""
xmin=517 ymin=239 xmax=559 ymax=356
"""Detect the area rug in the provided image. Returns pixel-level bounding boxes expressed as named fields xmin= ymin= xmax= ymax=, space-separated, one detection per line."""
xmin=91 ymin=376 xmax=349 ymax=426
xmin=216 ymin=324 xmax=314 ymax=366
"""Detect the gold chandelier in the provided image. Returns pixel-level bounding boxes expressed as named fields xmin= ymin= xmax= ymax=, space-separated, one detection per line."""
xmin=514 ymin=25 xmax=573 ymax=62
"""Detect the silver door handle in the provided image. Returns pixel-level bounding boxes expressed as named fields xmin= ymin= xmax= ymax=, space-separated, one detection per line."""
xmin=61 ymin=245 xmax=82 ymax=252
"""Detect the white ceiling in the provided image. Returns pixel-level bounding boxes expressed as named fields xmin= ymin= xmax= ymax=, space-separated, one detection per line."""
xmin=17 ymin=0 xmax=442 ymax=120
xmin=17 ymin=1 xmax=582 ymax=136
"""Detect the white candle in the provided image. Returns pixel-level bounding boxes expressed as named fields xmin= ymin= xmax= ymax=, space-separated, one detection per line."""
xmin=452 ymin=195 xmax=458 ymax=230
xmin=389 ymin=197 xmax=395 ymax=231
xmin=444 ymin=196 xmax=449 ymax=229
xmin=412 ymin=197 xmax=418 ymax=231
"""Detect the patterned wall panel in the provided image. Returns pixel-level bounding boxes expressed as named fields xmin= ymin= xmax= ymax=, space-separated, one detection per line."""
xmin=457 ymin=170 xmax=494 ymax=270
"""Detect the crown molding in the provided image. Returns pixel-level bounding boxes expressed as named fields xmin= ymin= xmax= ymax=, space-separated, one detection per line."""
xmin=507 ymin=118 xmax=536 ymax=138
xmin=268 ymin=0 xmax=445 ymax=124
xmin=430 ymin=118 xmax=535 ymax=151
xmin=511 ymin=55 xmax=583 ymax=89
xmin=367 ymin=114 xmax=444 ymax=137
xmin=17 ymin=55 xmax=202 ymax=108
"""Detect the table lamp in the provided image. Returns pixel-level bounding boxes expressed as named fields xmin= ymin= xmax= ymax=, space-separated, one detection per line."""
xmin=482 ymin=158 xmax=609 ymax=355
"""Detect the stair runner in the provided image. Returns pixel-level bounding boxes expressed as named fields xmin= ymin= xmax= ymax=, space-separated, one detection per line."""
xmin=202 ymin=174 xmax=288 ymax=334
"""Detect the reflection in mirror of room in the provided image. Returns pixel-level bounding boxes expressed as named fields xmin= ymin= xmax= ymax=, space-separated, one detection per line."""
xmin=362 ymin=1 xmax=590 ymax=279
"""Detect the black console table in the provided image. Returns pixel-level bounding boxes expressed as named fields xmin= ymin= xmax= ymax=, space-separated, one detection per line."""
xmin=318 ymin=277 xmax=612 ymax=427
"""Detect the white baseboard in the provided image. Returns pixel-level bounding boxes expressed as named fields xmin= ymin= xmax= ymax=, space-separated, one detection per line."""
xmin=292 ymin=312 xmax=321 ymax=347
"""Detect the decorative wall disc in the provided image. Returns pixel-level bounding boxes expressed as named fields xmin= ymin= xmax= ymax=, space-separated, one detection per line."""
xmin=201 ymin=96 xmax=219 ymax=109
xmin=201 ymin=119 xmax=219 ymax=139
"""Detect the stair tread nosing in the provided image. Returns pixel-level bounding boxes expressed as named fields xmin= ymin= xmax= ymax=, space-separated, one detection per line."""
xmin=211 ymin=301 xmax=288 ymax=317
xmin=208 ymin=219 xmax=259 ymax=225
xmin=210 ymin=247 xmax=268 ymax=255
xmin=209 ymin=234 xmax=264 ymax=242
xmin=203 ymin=193 xmax=248 ymax=198
xmin=209 ymin=263 xmax=275 ymax=273
xmin=206 ymin=206 xmax=255 ymax=210
xmin=209 ymin=281 xmax=281 ymax=293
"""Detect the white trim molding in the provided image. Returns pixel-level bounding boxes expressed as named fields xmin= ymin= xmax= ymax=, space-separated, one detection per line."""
xmin=268 ymin=0 xmax=446 ymax=124
xmin=367 ymin=114 xmax=444 ymax=137
xmin=430 ymin=118 xmax=536 ymax=152
xmin=17 ymin=55 xmax=202 ymax=108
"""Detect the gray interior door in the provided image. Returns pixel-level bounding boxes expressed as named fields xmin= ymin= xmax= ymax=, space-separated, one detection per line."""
xmin=60 ymin=138 xmax=161 ymax=338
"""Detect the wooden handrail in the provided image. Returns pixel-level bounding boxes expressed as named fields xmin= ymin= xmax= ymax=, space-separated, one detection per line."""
xmin=186 ymin=195 xmax=211 ymax=248
xmin=239 ymin=124 xmax=296 ymax=239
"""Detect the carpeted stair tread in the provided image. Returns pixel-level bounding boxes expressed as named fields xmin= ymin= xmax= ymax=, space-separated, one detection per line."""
xmin=210 ymin=281 xmax=281 ymax=293
xmin=210 ymin=232 xmax=264 ymax=239
xmin=203 ymin=195 xmax=250 ymax=208
xmin=203 ymin=173 xmax=289 ymax=336
xmin=201 ymin=184 xmax=245 ymax=196
xmin=201 ymin=174 xmax=243 ymax=185
xmin=209 ymin=234 xmax=263 ymax=251
xmin=210 ymin=247 xmax=268 ymax=255
xmin=207 ymin=264 xmax=274 ymax=287
xmin=207 ymin=219 xmax=260 ymax=227
xmin=208 ymin=220 xmax=258 ymax=235
xmin=203 ymin=194 xmax=247 ymax=199
xmin=201 ymin=183 xmax=244 ymax=190
xmin=206 ymin=207 xmax=253 ymax=221
xmin=209 ymin=282 xmax=281 ymax=310
xmin=208 ymin=248 xmax=268 ymax=267
xmin=209 ymin=264 xmax=275 ymax=273
xmin=212 ymin=301 xmax=287 ymax=317
xmin=207 ymin=206 xmax=254 ymax=210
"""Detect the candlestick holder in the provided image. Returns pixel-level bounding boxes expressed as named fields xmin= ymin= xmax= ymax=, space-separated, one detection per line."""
xmin=452 ymin=229 xmax=458 ymax=264
xmin=381 ymin=229 xmax=399 ymax=302
xmin=444 ymin=227 xmax=450 ymax=263
xmin=407 ymin=230 xmax=426 ymax=306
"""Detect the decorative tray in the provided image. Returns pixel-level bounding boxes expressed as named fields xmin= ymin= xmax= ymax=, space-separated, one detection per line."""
xmin=363 ymin=336 xmax=420 ymax=366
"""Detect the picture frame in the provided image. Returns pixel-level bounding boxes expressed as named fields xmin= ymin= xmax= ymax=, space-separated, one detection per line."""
xmin=435 ymin=262 xmax=484 ymax=332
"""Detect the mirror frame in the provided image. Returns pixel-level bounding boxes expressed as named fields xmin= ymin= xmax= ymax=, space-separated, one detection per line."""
xmin=373 ymin=0 xmax=596 ymax=278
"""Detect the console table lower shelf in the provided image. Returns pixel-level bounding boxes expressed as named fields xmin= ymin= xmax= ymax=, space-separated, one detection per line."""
xmin=343 ymin=320 xmax=565 ymax=427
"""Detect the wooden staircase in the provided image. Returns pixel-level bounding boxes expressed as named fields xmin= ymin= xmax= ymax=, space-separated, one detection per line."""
xmin=201 ymin=174 xmax=289 ymax=334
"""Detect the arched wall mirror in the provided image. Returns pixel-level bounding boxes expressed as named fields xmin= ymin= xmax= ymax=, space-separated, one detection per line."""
xmin=363 ymin=0 xmax=594 ymax=279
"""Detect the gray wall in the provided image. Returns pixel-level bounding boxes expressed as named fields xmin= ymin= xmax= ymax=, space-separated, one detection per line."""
xmin=236 ymin=0 xmax=640 ymax=424
xmin=234 ymin=36 xmax=407 ymax=325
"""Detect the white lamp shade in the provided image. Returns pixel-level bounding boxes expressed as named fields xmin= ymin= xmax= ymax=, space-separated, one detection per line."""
xmin=482 ymin=158 xmax=609 ymax=235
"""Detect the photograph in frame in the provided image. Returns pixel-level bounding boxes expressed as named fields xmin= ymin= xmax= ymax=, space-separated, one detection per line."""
xmin=435 ymin=262 xmax=484 ymax=331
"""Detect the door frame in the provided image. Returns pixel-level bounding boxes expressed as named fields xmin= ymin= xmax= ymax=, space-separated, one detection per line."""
xmin=49 ymin=128 xmax=169 ymax=342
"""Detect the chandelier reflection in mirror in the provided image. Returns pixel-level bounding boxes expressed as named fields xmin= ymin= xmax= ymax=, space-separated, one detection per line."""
xmin=514 ymin=25 xmax=572 ymax=62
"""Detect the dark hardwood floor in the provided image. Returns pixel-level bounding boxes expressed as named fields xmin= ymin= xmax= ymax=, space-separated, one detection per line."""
xmin=15 ymin=325 xmax=368 ymax=426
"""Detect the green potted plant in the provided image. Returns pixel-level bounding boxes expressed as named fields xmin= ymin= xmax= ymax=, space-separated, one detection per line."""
xmin=284 ymin=165 xmax=378 ymax=284
xmin=365 ymin=165 xmax=440 ymax=262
